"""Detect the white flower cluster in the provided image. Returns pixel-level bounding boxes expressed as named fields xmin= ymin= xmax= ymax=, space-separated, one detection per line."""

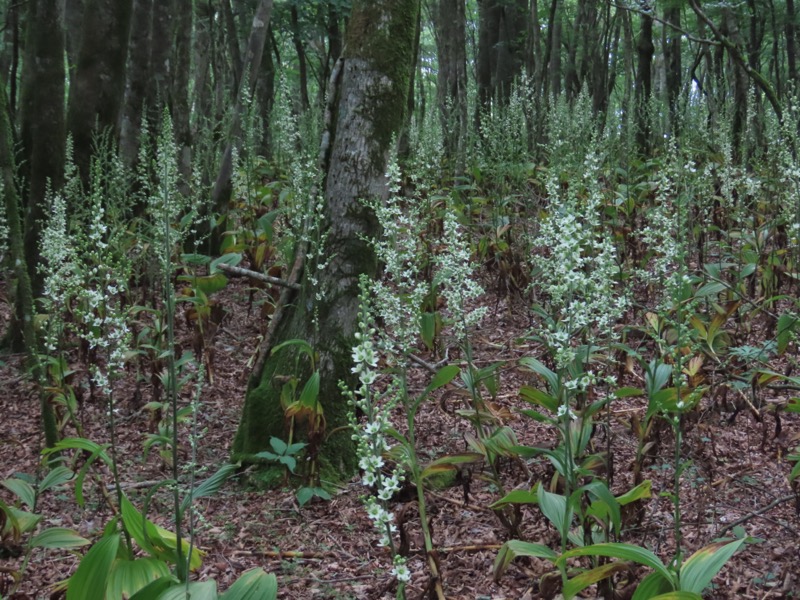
xmin=435 ymin=211 xmax=488 ymax=341
xmin=342 ymin=280 xmax=405 ymax=550
xmin=369 ymin=159 xmax=429 ymax=354
xmin=533 ymin=150 xmax=628 ymax=365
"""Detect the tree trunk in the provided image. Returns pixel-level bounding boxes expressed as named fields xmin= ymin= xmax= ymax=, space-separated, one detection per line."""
xmin=221 ymin=0 xmax=242 ymax=99
xmin=64 ymin=0 xmax=84 ymax=72
xmin=119 ymin=0 xmax=153 ymax=169
xmin=290 ymin=4 xmax=309 ymax=112
xmin=66 ymin=0 xmax=133 ymax=184
xmin=171 ymin=0 xmax=193 ymax=189
xmin=147 ymin=0 xmax=172 ymax=124
xmin=787 ymin=0 xmax=797 ymax=89
xmin=233 ymin=0 xmax=420 ymax=479
xmin=19 ymin=0 xmax=66 ymax=296
xmin=0 ymin=75 xmax=59 ymax=447
xmin=210 ymin=0 xmax=274 ymax=233
xmin=434 ymin=0 xmax=468 ymax=175
xmin=634 ymin=4 xmax=654 ymax=155
xmin=664 ymin=2 xmax=682 ymax=135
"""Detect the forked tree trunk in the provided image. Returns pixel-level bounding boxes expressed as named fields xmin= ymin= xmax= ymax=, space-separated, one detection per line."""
xmin=233 ymin=0 xmax=420 ymax=477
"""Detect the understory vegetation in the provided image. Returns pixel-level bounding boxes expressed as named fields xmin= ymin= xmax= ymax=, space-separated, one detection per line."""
xmin=2 ymin=1 xmax=800 ymax=598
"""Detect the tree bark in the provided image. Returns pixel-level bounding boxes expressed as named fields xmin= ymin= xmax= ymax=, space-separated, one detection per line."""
xmin=19 ymin=0 xmax=66 ymax=296
xmin=210 ymin=0 xmax=274 ymax=231
xmin=66 ymin=0 xmax=134 ymax=184
xmin=0 ymin=75 xmax=59 ymax=447
xmin=434 ymin=0 xmax=468 ymax=175
xmin=635 ymin=4 xmax=654 ymax=155
xmin=664 ymin=1 xmax=682 ymax=135
xmin=290 ymin=3 xmax=309 ymax=112
xmin=787 ymin=0 xmax=797 ymax=89
xmin=119 ymin=0 xmax=153 ymax=169
xmin=233 ymin=0 xmax=420 ymax=478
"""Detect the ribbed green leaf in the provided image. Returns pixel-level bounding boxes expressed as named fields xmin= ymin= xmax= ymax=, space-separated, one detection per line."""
xmin=563 ymin=561 xmax=631 ymax=599
xmin=221 ymin=568 xmax=278 ymax=600
xmin=157 ymin=581 xmax=218 ymax=600
xmin=556 ymin=543 xmax=673 ymax=584
xmin=107 ymin=558 xmax=171 ymax=599
xmin=493 ymin=540 xmax=559 ymax=581
xmin=679 ymin=538 xmax=745 ymax=594
xmin=31 ymin=527 xmax=90 ymax=549
xmin=67 ymin=533 xmax=120 ymax=600
xmin=1 ymin=478 xmax=35 ymax=508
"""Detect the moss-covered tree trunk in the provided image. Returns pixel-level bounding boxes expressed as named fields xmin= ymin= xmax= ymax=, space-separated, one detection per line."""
xmin=233 ymin=0 xmax=420 ymax=478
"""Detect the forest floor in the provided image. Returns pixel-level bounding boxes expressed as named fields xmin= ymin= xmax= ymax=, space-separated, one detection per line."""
xmin=1 ymin=275 xmax=799 ymax=600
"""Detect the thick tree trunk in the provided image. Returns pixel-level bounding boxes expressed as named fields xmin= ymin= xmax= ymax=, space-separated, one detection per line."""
xmin=119 ymin=0 xmax=153 ymax=169
xmin=19 ymin=0 xmax=66 ymax=296
xmin=66 ymin=0 xmax=133 ymax=184
xmin=64 ymin=0 xmax=84 ymax=72
xmin=434 ymin=0 xmax=468 ymax=174
xmin=233 ymin=0 xmax=420 ymax=478
xmin=172 ymin=0 xmax=193 ymax=188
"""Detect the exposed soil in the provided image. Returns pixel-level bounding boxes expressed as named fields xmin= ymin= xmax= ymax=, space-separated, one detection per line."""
xmin=1 ymin=274 xmax=799 ymax=600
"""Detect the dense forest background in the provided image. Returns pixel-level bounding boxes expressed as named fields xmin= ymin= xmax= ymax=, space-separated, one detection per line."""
xmin=2 ymin=0 xmax=800 ymax=598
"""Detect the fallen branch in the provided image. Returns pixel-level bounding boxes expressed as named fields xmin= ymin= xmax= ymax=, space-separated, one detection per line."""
xmin=216 ymin=263 xmax=300 ymax=291
xmin=717 ymin=493 xmax=796 ymax=537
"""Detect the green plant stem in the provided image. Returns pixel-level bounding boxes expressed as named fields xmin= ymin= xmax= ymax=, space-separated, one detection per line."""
xmin=162 ymin=168 xmax=186 ymax=582
xmin=108 ymin=386 xmax=133 ymax=555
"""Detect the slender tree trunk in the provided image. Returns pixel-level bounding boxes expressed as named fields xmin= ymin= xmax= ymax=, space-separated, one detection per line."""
xmin=290 ymin=4 xmax=309 ymax=112
xmin=234 ymin=0 xmax=420 ymax=478
xmin=664 ymin=2 xmax=682 ymax=135
xmin=635 ymin=4 xmax=654 ymax=155
xmin=147 ymin=0 xmax=172 ymax=123
xmin=0 ymin=76 xmax=59 ymax=447
xmin=549 ymin=7 xmax=562 ymax=99
xmin=210 ymin=0 xmax=274 ymax=227
xmin=19 ymin=0 xmax=66 ymax=296
xmin=221 ymin=0 xmax=242 ymax=98
xmin=398 ymin=0 xmax=421 ymax=162
xmin=172 ymin=0 xmax=193 ymax=188
xmin=787 ymin=0 xmax=798 ymax=89
xmin=66 ymin=0 xmax=134 ymax=184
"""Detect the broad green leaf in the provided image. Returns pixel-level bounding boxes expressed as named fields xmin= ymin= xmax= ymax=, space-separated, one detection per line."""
xmin=679 ymin=538 xmax=745 ymax=594
xmin=221 ymin=568 xmax=278 ymax=600
xmin=1 ymin=478 xmax=35 ymax=508
xmin=257 ymin=209 xmax=283 ymax=244
xmin=632 ymin=572 xmax=674 ymax=600
xmin=650 ymin=593 xmax=703 ymax=600
xmin=157 ymin=580 xmax=218 ymax=600
xmin=128 ymin=575 xmax=178 ymax=600
xmin=210 ymin=252 xmax=243 ymax=274
xmin=563 ymin=561 xmax=631 ymax=599
xmin=519 ymin=385 xmax=559 ymax=412
xmin=421 ymin=453 xmax=483 ymax=481
xmin=67 ymin=533 xmax=120 ymax=600
xmin=493 ymin=539 xmax=559 ymax=581
xmin=181 ymin=463 xmax=239 ymax=513
xmin=425 ymin=365 xmax=461 ymax=396
xmin=556 ymin=543 xmax=673 ymax=584
xmin=31 ymin=527 xmax=90 ymax=549
xmin=4 ymin=505 xmax=42 ymax=534
xmin=298 ymin=371 xmax=320 ymax=406
xmin=296 ymin=487 xmax=331 ymax=507
xmin=615 ymin=387 xmax=645 ymax=398
xmin=490 ymin=489 xmax=538 ymax=509
xmin=538 ymin=484 xmax=570 ymax=540
xmin=420 ymin=311 xmax=437 ymax=350
xmin=269 ymin=437 xmax=288 ymax=455
xmin=183 ymin=273 xmax=228 ymax=296
xmin=519 ymin=357 xmax=559 ymax=394
xmin=616 ymin=480 xmax=652 ymax=506
xmin=777 ymin=313 xmax=799 ymax=355
xmin=579 ymin=481 xmax=621 ymax=537
xmin=39 ymin=466 xmax=74 ymax=493
xmin=107 ymin=557 xmax=171 ymax=599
